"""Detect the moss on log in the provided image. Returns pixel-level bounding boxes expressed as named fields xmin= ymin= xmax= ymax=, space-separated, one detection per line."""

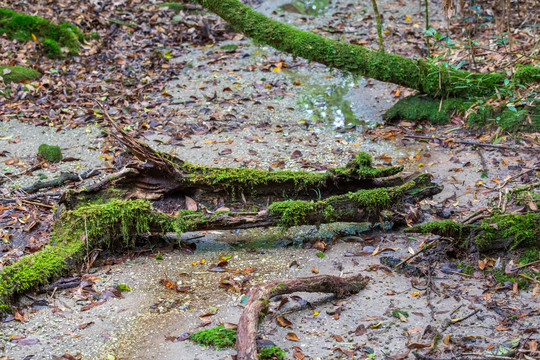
xmin=0 ymin=65 xmax=41 ymax=84
xmin=0 ymin=199 xmax=175 ymax=313
xmin=0 ymin=8 xmax=89 ymax=57
xmin=195 ymin=0 xmax=538 ymax=98
xmin=406 ymin=212 xmax=540 ymax=251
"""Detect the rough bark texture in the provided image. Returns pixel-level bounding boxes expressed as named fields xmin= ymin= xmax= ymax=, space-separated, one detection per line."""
xmin=236 ymin=274 xmax=369 ymax=360
xmin=194 ymin=0 xmax=537 ymax=98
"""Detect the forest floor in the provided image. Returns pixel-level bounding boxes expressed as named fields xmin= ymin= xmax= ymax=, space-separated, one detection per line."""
xmin=1 ymin=0 xmax=539 ymax=359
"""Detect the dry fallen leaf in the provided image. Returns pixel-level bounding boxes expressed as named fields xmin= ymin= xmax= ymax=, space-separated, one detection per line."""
xmin=286 ymin=332 xmax=299 ymax=341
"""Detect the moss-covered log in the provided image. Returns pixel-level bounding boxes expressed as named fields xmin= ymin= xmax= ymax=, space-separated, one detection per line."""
xmin=406 ymin=212 xmax=540 ymax=251
xmin=0 ymin=199 xmax=175 ymax=312
xmin=195 ymin=0 xmax=538 ymax=98
xmin=0 ymin=8 xmax=92 ymax=57
xmin=385 ymin=95 xmax=540 ymax=131
xmin=0 ymin=65 xmax=41 ymax=84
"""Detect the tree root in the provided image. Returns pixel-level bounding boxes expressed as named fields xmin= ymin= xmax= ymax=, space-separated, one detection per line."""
xmin=236 ymin=274 xmax=369 ymax=360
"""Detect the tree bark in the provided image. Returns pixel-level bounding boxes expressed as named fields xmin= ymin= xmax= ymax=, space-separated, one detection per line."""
xmin=236 ymin=274 xmax=369 ymax=360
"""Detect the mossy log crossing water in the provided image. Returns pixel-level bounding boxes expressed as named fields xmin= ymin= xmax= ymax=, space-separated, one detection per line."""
xmin=195 ymin=0 xmax=538 ymax=99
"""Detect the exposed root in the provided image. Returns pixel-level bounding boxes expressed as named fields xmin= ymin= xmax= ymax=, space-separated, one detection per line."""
xmin=236 ymin=274 xmax=369 ymax=360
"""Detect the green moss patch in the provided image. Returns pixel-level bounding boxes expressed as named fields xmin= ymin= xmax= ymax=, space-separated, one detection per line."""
xmin=407 ymin=213 xmax=540 ymax=252
xmin=0 ymin=65 xmax=41 ymax=84
xmin=476 ymin=213 xmax=540 ymax=251
xmin=189 ymin=326 xmax=237 ymax=350
xmin=0 ymin=199 xmax=175 ymax=312
xmin=384 ymin=95 xmax=468 ymax=124
xmin=0 ymin=8 xmax=87 ymax=57
xmin=259 ymin=345 xmax=286 ymax=359
xmin=38 ymin=144 xmax=63 ymax=163
xmin=384 ymin=94 xmax=539 ymax=132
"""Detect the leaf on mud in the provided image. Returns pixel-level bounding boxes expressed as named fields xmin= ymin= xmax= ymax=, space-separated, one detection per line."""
xmin=291 ymin=150 xmax=303 ymax=159
xmin=81 ymin=300 xmax=106 ymax=311
xmin=160 ymin=276 xmax=190 ymax=293
xmin=9 ymin=335 xmax=40 ymax=345
xmin=332 ymin=334 xmax=344 ymax=342
xmin=199 ymin=311 xmax=217 ymax=319
xmin=191 ymin=258 xmax=205 ymax=266
xmin=276 ymin=315 xmax=293 ymax=328
xmin=165 ymin=332 xmax=190 ymax=342
xmin=333 ymin=306 xmax=342 ymax=320
xmin=14 ymin=311 xmax=25 ymax=323
xmin=292 ymin=346 xmax=305 ymax=359
xmin=313 ymin=241 xmax=326 ymax=252
xmin=311 ymin=267 xmax=319 ymax=274
xmin=408 ymin=342 xmax=430 ymax=349
xmin=286 ymin=332 xmax=299 ymax=341
xmin=77 ymin=321 xmax=94 ymax=330
xmin=219 ymin=148 xmax=232 ymax=156
xmin=355 ymin=324 xmax=367 ymax=336
xmin=494 ymin=325 xmax=510 ymax=331
xmin=185 ymin=196 xmax=198 ymax=211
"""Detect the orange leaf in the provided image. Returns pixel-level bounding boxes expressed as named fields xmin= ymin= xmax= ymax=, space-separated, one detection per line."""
xmin=286 ymin=332 xmax=299 ymax=341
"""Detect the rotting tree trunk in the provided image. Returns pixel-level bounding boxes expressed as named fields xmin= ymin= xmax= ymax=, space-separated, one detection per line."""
xmin=236 ymin=274 xmax=369 ymax=360
xmin=0 ymin=109 xmax=441 ymax=313
xmin=194 ymin=0 xmax=537 ymax=98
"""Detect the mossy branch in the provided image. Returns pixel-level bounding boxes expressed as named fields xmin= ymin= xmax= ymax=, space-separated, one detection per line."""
xmin=194 ymin=0 xmax=537 ymax=98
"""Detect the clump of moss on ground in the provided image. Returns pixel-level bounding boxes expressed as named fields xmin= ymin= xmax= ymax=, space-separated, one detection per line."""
xmin=407 ymin=213 xmax=540 ymax=251
xmin=384 ymin=94 xmax=539 ymax=132
xmin=384 ymin=95 xmax=469 ymax=124
xmin=0 ymin=8 xmax=88 ymax=57
xmin=0 ymin=199 xmax=176 ymax=313
xmin=189 ymin=326 xmax=237 ymax=349
xmin=0 ymin=65 xmax=41 ymax=84
xmin=259 ymin=345 xmax=286 ymax=359
xmin=38 ymin=144 xmax=63 ymax=163
xmin=476 ymin=213 xmax=540 ymax=250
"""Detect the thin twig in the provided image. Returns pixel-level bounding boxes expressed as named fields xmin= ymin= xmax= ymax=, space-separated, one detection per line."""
xmin=404 ymin=134 xmax=540 ymax=153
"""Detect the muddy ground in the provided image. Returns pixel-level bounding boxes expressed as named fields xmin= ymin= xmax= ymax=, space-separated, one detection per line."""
xmin=1 ymin=0 xmax=540 ymax=359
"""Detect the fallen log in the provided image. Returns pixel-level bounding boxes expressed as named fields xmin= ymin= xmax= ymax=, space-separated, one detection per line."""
xmin=236 ymin=274 xmax=369 ymax=360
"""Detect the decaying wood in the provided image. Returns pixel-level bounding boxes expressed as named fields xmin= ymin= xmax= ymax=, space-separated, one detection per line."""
xmin=236 ymin=274 xmax=369 ymax=360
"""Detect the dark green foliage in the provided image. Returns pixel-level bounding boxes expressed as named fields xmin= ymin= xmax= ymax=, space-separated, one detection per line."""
xmin=476 ymin=213 xmax=540 ymax=250
xmin=0 ymin=65 xmax=41 ymax=84
xmin=513 ymin=65 xmax=540 ymax=84
xmin=518 ymin=249 xmax=539 ymax=265
xmin=259 ymin=345 xmax=286 ymax=359
xmin=407 ymin=213 xmax=540 ymax=252
xmin=189 ymin=326 xmax=237 ymax=349
xmin=38 ymin=144 xmax=63 ymax=163
xmin=384 ymin=95 xmax=468 ymax=124
xmin=385 ymin=94 xmax=539 ymax=131
xmin=0 ymin=8 xmax=86 ymax=57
